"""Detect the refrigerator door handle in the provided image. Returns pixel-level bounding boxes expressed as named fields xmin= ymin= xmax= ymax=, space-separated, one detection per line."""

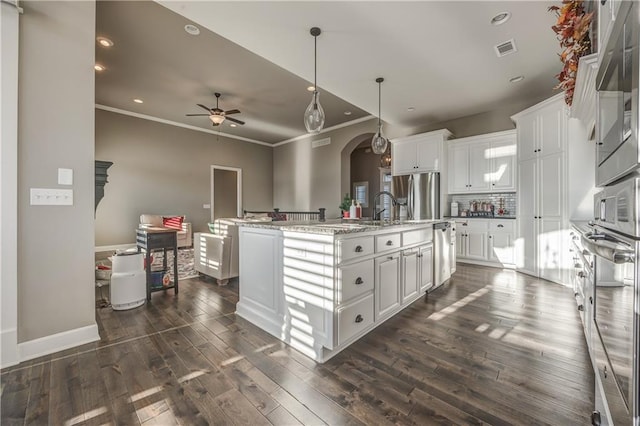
xmin=407 ymin=175 xmax=414 ymax=220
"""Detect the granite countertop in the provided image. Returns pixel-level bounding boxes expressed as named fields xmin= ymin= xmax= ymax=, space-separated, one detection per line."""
xmin=445 ymin=216 xmax=516 ymax=220
xmin=238 ymin=218 xmax=444 ymax=235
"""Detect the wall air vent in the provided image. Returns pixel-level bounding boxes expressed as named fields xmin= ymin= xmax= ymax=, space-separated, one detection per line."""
xmin=494 ymin=39 xmax=517 ymax=57
xmin=312 ymin=137 xmax=331 ymax=148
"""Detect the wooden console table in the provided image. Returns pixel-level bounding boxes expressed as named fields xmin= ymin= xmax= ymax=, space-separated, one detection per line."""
xmin=136 ymin=227 xmax=178 ymax=301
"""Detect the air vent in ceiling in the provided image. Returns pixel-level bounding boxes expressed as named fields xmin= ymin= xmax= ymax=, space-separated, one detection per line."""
xmin=494 ymin=39 xmax=517 ymax=57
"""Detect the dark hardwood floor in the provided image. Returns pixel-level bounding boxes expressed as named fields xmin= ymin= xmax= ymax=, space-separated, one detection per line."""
xmin=1 ymin=264 xmax=594 ymax=425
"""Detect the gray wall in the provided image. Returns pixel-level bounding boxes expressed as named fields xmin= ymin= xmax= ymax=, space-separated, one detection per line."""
xmin=95 ymin=109 xmax=273 ymax=246
xmin=18 ymin=1 xmax=96 ymax=342
xmin=350 ymin=146 xmax=383 ymax=218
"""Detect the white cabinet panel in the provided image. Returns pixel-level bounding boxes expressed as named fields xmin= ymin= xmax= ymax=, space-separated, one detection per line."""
xmin=375 ymin=232 xmax=401 ymax=253
xmin=539 ymin=218 xmax=564 ymax=284
xmin=488 ymin=232 xmax=514 ymax=265
xmin=338 ymin=235 xmax=374 ymax=262
xmin=337 ymin=294 xmax=374 ymax=346
xmin=466 ymin=230 xmax=487 ymax=260
xmin=539 ymin=153 xmax=564 ymax=218
xmin=337 ymin=259 xmax=374 ymax=304
xmin=375 ymin=253 xmax=400 ymax=319
xmin=391 ymin=129 xmax=451 ymax=176
xmin=419 ymin=244 xmax=433 ymax=292
xmin=447 ymin=131 xmax=516 ymax=194
xmin=401 ymin=250 xmax=419 ymax=303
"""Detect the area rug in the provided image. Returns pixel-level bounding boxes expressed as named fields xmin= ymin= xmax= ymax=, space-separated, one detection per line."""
xmin=151 ymin=247 xmax=198 ymax=280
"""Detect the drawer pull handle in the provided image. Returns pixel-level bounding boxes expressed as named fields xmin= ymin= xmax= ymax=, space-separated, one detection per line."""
xmin=603 ymin=365 xmax=607 ymax=378
xmin=387 ymin=256 xmax=394 ymax=260
xmin=355 ymin=245 xmax=363 ymax=253
xmin=355 ymin=314 xmax=364 ymax=323
xmin=355 ymin=277 xmax=363 ymax=285
xmin=386 ymin=240 xmax=393 ymax=246
xmin=462 ymin=223 xmax=468 ymax=226
xmin=497 ymin=224 xmax=504 ymax=228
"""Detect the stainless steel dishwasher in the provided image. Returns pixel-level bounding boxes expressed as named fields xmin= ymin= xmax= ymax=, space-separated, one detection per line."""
xmin=432 ymin=221 xmax=452 ymax=291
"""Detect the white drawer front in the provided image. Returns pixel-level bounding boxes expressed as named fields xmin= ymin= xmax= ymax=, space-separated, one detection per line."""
xmin=489 ymin=220 xmax=514 ymax=233
xmin=337 ymin=294 xmax=374 ymax=346
xmin=457 ymin=219 xmax=488 ymax=230
xmin=338 ymin=260 xmax=374 ymax=304
xmin=338 ymin=236 xmax=374 ymax=262
xmin=375 ymin=233 xmax=401 ymax=252
xmin=402 ymin=228 xmax=433 ymax=246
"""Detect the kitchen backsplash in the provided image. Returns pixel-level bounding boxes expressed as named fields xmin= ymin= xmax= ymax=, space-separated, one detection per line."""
xmin=446 ymin=192 xmax=516 ymax=217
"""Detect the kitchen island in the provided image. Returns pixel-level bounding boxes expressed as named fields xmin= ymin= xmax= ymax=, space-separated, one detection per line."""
xmin=236 ymin=219 xmax=448 ymax=362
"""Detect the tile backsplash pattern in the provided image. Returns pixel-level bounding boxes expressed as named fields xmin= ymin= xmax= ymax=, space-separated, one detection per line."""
xmin=447 ymin=192 xmax=516 ymax=217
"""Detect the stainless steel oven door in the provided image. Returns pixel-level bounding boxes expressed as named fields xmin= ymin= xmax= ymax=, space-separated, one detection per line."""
xmin=596 ymin=1 xmax=640 ymax=186
xmin=583 ymin=229 xmax=638 ymax=424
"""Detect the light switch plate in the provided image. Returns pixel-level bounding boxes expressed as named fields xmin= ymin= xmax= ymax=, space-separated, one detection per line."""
xmin=30 ymin=188 xmax=73 ymax=205
xmin=58 ymin=168 xmax=73 ymax=185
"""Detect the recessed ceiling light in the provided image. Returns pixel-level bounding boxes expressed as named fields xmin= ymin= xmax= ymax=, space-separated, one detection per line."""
xmin=184 ymin=24 xmax=200 ymax=36
xmin=407 ymin=107 xmax=415 ymax=112
xmin=230 ymin=123 xmax=237 ymax=127
xmin=509 ymin=75 xmax=525 ymax=83
xmin=344 ymin=111 xmax=352 ymax=116
xmin=94 ymin=64 xmax=105 ymax=72
xmin=491 ymin=12 xmax=511 ymax=26
xmin=307 ymin=86 xmax=315 ymax=92
xmin=97 ymin=37 xmax=113 ymax=47
xmin=133 ymin=99 xmax=143 ymax=104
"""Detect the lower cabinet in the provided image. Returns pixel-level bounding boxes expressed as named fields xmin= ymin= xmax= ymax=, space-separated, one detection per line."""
xmin=455 ymin=219 xmax=515 ymax=267
xmin=375 ymin=252 xmax=401 ymax=319
xmin=337 ymin=294 xmax=374 ymax=346
xmin=401 ymin=249 xmax=419 ymax=303
xmin=419 ymin=244 xmax=433 ymax=292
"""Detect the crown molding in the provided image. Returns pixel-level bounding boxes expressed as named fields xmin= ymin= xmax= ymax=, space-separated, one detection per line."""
xmin=272 ymin=115 xmax=376 ymax=147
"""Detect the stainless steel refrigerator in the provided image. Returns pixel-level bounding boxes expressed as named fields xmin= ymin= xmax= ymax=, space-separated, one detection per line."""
xmin=392 ymin=172 xmax=440 ymax=220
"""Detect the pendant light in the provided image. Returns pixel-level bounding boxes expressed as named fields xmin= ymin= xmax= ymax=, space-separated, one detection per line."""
xmin=371 ymin=77 xmax=388 ymax=154
xmin=380 ymin=146 xmax=391 ymax=168
xmin=304 ymin=27 xmax=325 ymax=134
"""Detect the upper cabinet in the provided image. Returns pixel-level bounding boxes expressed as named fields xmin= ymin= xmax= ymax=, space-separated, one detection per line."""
xmin=391 ymin=129 xmax=453 ymax=176
xmin=447 ymin=130 xmax=517 ymax=194
xmin=516 ymin=100 xmax=566 ymax=162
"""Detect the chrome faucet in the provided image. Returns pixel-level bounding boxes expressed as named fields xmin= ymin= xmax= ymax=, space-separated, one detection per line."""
xmin=373 ymin=191 xmax=398 ymax=221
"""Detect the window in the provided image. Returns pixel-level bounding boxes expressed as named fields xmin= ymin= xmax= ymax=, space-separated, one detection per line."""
xmin=352 ymin=181 xmax=368 ymax=207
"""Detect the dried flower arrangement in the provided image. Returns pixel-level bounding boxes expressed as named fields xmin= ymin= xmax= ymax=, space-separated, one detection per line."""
xmin=549 ymin=0 xmax=594 ymax=106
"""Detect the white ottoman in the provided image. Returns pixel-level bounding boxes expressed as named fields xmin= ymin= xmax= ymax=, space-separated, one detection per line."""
xmin=110 ymin=252 xmax=146 ymax=310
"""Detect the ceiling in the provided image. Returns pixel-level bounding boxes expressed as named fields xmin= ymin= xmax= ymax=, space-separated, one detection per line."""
xmin=96 ymin=1 xmax=562 ymax=146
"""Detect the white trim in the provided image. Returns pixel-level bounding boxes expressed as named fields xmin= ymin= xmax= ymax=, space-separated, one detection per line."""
xmin=272 ymin=115 xmax=376 ymax=147
xmin=95 ymin=104 xmax=274 ymax=147
xmin=18 ymin=324 xmax=100 ymax=363
xmin=510 ymin=92 xmax=565 ymax=122
xmin=95 ymin=243 xmax=136 ymax=252
xmin=0 ymin=327 xmax=19 ymax=368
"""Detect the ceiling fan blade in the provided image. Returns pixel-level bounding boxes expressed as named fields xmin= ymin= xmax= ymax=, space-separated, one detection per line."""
xmin=186 ymin=113 xmax=210 ymax=116
xmin=226 ymin=116 xmax=245 ymax=125
xmin=224 ymin=109 xmax=241 ymax=115
xmin=197 ymin=104 xmax=212 ymax=112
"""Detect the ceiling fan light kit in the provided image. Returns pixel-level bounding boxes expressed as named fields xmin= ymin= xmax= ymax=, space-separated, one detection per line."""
xmin=304 ymin=27 xmax=325 ymax=134
xmin=186 ymin=92 xmax=245 ymax=127
xmin=371 ymin=77 xmax=389 ymax=155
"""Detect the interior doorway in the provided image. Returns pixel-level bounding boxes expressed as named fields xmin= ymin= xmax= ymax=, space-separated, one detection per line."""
xmin=210 ymin=165 xmax=242 ymax=221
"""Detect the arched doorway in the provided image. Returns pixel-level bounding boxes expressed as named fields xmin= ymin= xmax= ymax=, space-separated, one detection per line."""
xmin=340 ymin=133 xmax=390 ymax=218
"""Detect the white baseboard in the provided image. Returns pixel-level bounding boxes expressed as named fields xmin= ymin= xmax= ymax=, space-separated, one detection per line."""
xmin=18 ymin=323 xmax=100 ymax=363
xmin=1 ymin=327 xmax=19 ymax=368
xmin=95 ymin=243 xmax=136 ymax=253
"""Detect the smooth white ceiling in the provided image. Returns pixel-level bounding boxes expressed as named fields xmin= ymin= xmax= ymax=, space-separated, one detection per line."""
xmin=98 ymin=1 xmax=563 ymax=145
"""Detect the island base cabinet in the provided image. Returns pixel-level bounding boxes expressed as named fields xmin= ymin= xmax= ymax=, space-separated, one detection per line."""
xmin=337 ymin=294 xmax=374 ymax=346
xmin=419 ymin=244 xmax=433 ymax=292
xmin=375 ymin=253 xmax=401 ymax=320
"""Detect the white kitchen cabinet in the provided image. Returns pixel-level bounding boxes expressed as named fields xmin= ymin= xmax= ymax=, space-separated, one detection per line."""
xmin=401 ymin=249 xmax=419 ymax=303
xmin=512 ymin=94 xmax=567 ymax=285
xmin=375 ymin=252 xmax=401 ymax=320
xmin=337 ymin=259 xmax=374 ymax=305
xmin=447 ymin=130 xmax=517 ymax=194
xmin=418 ymin=244 xmax=433 ymax=292
xmin=455 ymin=220 xmax=488 ymax=261
xmin=487 ymin=220 xmax=515 ymax=266
xmin=391 ymin=129 xmax=452 ymax=176
xmin=455 ymin=219 xmax=515 ymax=267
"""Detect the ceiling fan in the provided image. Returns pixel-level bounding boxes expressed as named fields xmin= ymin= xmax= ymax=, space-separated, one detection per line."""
xmin=186 ymin=92 xmax=245 ymax=126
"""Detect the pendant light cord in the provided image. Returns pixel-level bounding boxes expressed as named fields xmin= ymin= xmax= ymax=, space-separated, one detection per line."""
xmin=378 ymin=81 xmax=381 ymax=129
xmin=314 ymin=35 xmax=317 ymax=93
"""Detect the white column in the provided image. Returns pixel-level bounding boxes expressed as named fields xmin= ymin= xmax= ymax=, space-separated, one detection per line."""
xmin=0 ymin=0 xmax=20 ymax=368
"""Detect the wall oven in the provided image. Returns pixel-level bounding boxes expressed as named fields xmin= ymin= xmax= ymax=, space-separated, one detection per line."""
xmin=586 ymin=176 xmax=639 ymax=425
xmin=596 ymin=1 xmax=640 ymax=186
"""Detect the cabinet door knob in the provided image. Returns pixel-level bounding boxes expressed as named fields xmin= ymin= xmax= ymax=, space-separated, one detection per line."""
xmin=387 ymin=256 xmax=394 ymax=260
xmin=386 ymin=240 xmax=393 ymax=246
xmin=355 ymin=277 xmax=363 ymax=285
xmin=355 ymin=245 xmax=363 ymax=252
xmin=489 ymin=235 xmax=492 ymax=239
xmin=578 ymin=304 xmax=584 ymax=311
xmin=355 ymin=314 xmax=364 ymax=323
